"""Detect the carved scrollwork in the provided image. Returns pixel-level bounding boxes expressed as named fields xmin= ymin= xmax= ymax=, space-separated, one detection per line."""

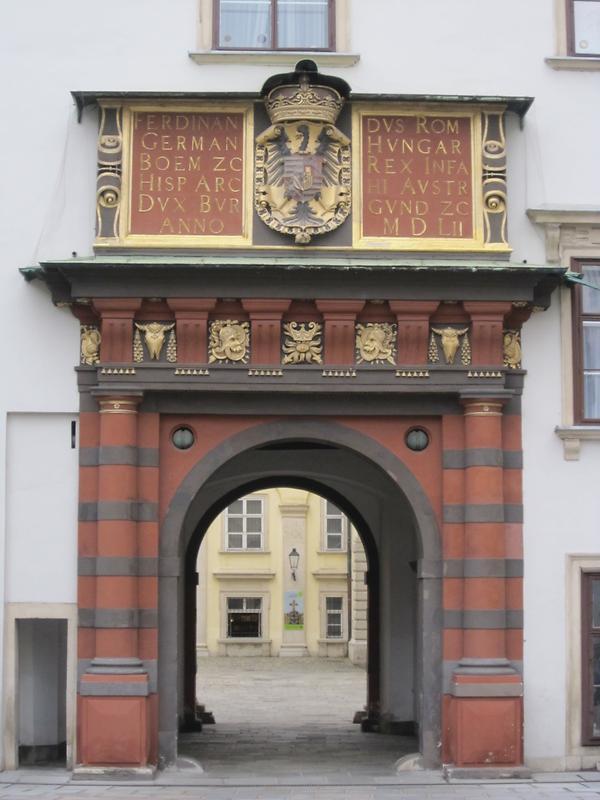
xmin=282 ymin=321 xmax=323 ymax=365
xmin=209 ymin=320 xmax=250 ymax=364
xmin=503 ymin=329 xmax=522 ymax=369
xmin=429 ymin=327 xmax=471 ymax=366
xmin=80 ymin=326 xmax=101 ymax=365
xmin=481 ymin=111 xmax=507 ymax=246
xmin=355 ymin=323 xmax=396 ymax=365
xmin=96 ymin=105 xmax=123 ymax=241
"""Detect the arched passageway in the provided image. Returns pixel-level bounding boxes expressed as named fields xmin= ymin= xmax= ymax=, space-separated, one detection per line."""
xmin=159 ymin=420 xmax=443 ymax=768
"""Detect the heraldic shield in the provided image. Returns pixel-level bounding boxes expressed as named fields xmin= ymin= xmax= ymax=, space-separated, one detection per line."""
xmin=255 ymin=60 xmax=351 ymax=245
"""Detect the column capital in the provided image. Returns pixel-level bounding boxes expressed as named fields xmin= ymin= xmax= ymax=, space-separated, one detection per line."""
xmin=92 ymin=299 xmax=143 ymax=317
xmin=166 ymin=298 xmax=217 ymax=315
xmin=241 ymin=299 xmax=291 ymax=316
xmin=95 ymin=394 xmax=143 ymax=415
xmin=463 ymin=301 xmax=513 ymax=318
xmin=315 ymin=300 xmax=365 ymax=317
xmin=389 ymin=300 xmax=439 ymax=317
xmin=460 ymin=397 xmax=507 ymax=417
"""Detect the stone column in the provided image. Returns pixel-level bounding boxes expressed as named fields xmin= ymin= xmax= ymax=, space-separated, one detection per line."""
xmin=446 ymin=398 xmax=523 ymax=768
xmin=348 ymin=529 xmax=367 ymax=666
xmin=77 ymin=395 xmax=152 ymax=772
xmin=279 ymin=499 xmax=309 ymax=657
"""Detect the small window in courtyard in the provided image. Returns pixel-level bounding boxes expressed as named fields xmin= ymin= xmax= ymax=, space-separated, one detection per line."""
xmin=324 ymin=500 xmax=347 ymax=550
xmin=573 ymin=262 xmax=600 ymax=422
xmin=225 ymin=496 xmax=264 ymax=549
xmin=325 ymin=596 xmax=343 ymax=638
xmin=582 ymin=573 xmax=600 ymax=743
xmin=215 ymin=0 xmax=334 ymax=51
xmin=568 ymin=0 xmax=600 ymax=55
xmin=227 ymin=597 xmax=262 ymax=637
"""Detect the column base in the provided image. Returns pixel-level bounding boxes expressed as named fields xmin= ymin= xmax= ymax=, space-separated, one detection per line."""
xmin=446 ymin=662 xmax=523 ymax=767
xmin=348 ymin=639 xmax=367 ymax=667
xmin=444 ymin=765 xmax=532 ymax=781
xmin=72 ymin=766 xmax=156 ymax=781
xmin=78 ymin=659 xmax=151 ymax=767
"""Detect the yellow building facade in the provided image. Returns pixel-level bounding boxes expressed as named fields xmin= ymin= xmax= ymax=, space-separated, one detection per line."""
xmin=196 ymin=488 xmax=367 ymax=661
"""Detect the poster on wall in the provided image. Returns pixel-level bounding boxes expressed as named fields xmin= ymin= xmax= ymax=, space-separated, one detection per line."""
xmin=284 ymin=591 xmax=304 ymax=630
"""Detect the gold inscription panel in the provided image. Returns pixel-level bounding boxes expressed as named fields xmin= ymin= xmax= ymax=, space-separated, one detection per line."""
xmin=117 ymin=104 xmax=253 ymax=247
xmin=353 ymin=106 xmax=497 ymax=251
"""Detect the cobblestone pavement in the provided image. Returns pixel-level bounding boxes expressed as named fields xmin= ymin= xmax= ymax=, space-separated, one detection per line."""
xmin=184 ymin=656 xmax=415 ymax=776
xmin=1 ymin=658 xmax=600 ymax=798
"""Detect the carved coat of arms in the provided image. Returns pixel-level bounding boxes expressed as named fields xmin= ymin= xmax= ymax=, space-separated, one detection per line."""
xmin=255 ymin=61 xmax=351 ymax=245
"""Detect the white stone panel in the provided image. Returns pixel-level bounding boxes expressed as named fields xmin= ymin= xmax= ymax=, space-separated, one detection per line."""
xmin=5 ymin=414 xmax=78 ymax=604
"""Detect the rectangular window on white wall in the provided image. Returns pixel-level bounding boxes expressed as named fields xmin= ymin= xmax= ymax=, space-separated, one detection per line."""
xmin=227 ymin=597 xmax=263 ymax=637
xmin=323 ymin=500 xmax=347 ymax=551
xmin=568 ymin=0 xmax=600 ymax=55
xmin=573 ymin=262 xmax=600 ymax=422
xmin=225 ymin=496 xmax=265 ymax=550
xmin=582 ymin=572 xmax=600 ymax=744
xmin=325 ymin=596 xmax=343 ymax=638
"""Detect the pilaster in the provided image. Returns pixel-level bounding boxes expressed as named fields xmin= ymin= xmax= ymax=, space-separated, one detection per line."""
xmin=445 ymin=398 xmax=523 ymax=768
xmin=389 ymin=301 xmax=439 ymax=364
xmin=242 ymin=299 xmax=291 ymax=364
xmin=77 ymin=395 xmax=152 ymax=769
xmin=167 ymin=298 xmax=216 ymax=363
xmin=315 ymin=300 xmax=364 ymax=364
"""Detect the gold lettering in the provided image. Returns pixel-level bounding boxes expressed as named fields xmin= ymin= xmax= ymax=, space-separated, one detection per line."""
xmin=411 ymin=217 xmax=427 ymax=236
xmin=141 ymin=132 xmax=158 ymax=150
xmin=367 ymin=155 xmax=380 ymax=174
xmin=138 ymin=194 xmax=154 ymax=212
xmin=367 ymin=136 xmax=382 ymax=154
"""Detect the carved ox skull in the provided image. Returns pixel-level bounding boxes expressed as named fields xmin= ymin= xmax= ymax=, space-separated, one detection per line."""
xmin=135 ymin=322 xmax=174 ymax=360
xmin=431 ymin=326 xmax=468 ymax=365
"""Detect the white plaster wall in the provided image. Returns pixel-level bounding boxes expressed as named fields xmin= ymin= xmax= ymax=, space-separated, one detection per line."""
xmin=522 ymin=300 xmax=600 ymax=769
xmin=0 ymin=0 xmax=598 ymax=769
xmin=5 ymin=414 xmax=78 ymax=604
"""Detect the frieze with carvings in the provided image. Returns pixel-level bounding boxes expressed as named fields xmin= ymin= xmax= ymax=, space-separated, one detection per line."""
xmin=428 ymin=326 xmax=471 ymax=366
xmin=355 ymin=323 xmax=396 ymax=365
xmin=133 ymin=322 xmax=176 ymax=363
xmin=81 ymin=326 xmax=101 ymax=365
xmin=282 ymin=321 xmax=323 ymax=364
xmin=209 ymin=320 xmax=250 ymax=364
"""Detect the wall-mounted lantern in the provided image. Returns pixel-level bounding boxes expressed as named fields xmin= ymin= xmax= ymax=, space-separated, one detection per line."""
xmin=289 ymin=548 xmax=300 ymax=581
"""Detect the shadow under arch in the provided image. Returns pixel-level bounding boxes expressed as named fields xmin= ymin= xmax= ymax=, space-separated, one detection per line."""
xmin=159 ymin=419 xmax=443 ymax=767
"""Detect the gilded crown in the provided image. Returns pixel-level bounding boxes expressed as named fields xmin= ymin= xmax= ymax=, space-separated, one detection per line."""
xmin=261 ymin=60 xmax=350 ymax=125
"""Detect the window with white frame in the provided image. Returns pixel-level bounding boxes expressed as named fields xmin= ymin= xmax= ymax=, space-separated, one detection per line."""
xmin=573 ymin=261 xmax=600 ymax=422
xmin=226 ymin=596 xmax=262 ymax=637
xmin=568 ymin=0 xmax=600 ymax=56
xmin=325 ymin=596 xmax=343 ymax=638
xmin=323 ymin=499 xmax=347 ymax=551
xmin=214 ymin=0 xmax=334 ymax=51
xmin=225 ymin=496 xmax=265 ymax=550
